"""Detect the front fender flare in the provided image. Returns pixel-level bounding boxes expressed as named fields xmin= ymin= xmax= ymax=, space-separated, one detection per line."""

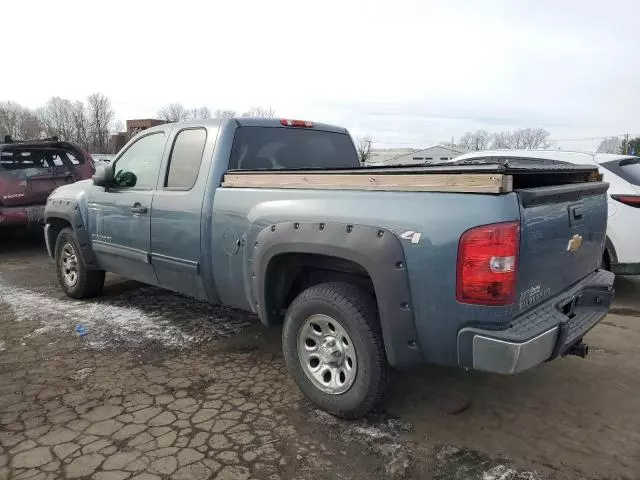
xmin=252 ymin=221 xmax=423 ymax=368
xmin=44 ymin=198 xmax=98 ymax=269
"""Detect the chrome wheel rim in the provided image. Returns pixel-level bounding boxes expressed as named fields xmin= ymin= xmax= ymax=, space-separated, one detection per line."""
xmin=60 ymin=242 xmax=79 ymax=287
xmin=298 ymin=314 xmax=357 ymax=395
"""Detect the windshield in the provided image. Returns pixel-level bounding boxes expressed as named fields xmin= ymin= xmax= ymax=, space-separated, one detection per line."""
xmin=229 ymin=127 xmax=359 ymax=170
xmin=601 ymin=157 xmax=640 ymax=186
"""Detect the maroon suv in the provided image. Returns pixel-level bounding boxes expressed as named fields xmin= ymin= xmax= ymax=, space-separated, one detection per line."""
xmin=0 ymin=138 xmax=95 ymax=228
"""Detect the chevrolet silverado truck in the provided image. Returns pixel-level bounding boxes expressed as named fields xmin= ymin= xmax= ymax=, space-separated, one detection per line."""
xmin=43 ymin=118 xmax=615 ymax=418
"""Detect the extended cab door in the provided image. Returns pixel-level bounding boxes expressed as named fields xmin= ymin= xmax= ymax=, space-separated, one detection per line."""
xmin=150 ymin=126 xmax=216 ymax=299
xmin=87 ymin=131 xmax=167 ymax=285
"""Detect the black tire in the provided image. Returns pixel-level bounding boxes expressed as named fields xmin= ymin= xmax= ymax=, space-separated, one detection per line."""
xmin=601 ymin=251 xmax=611 ymax=271
xmin=282 ymin=282 xmax=391 ymax=418
xmin=54 ymin=227 xmax=105 ymax=299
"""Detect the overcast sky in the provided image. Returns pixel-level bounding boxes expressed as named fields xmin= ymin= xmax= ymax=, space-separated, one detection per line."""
xmin=4 ymin=0 xmax=639 ymax=150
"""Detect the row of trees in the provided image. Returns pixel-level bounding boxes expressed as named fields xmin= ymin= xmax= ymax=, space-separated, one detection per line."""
xmin=156 ymin=104 xmax=275 ymax=122
xmin=455 ymin=128 xmax=551 ymax=151
xmin=0 ymin=94 xmax=115 ymax=152
xmin=1 ymin=97 xmax=277 ymax=153
xmin=597 ymin=136 xmax=640 ymax=155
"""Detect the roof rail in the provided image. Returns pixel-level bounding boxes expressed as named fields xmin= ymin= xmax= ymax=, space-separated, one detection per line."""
xmin=1 ymin=135 xmax=60 ymax=145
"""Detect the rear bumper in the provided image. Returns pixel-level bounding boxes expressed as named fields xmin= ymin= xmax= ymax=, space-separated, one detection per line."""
xmin=457 ymin=270 xmax=615 ymax=374
xmin=0 ymin=205 xmax=45 ymax=227
xmin=611 ymin=262 xmax=640 ymax=276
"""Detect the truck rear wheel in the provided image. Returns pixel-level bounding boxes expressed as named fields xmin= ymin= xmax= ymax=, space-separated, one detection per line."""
xmin=282 ymin=282 xmax=391 ymax=418
xmin=55 ymin=227 xmax=105 ymax=299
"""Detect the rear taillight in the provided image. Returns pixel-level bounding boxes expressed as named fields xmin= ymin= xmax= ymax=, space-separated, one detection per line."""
xmin=611 ymin=194 xmax=640 ymax=208
xmin=457 ymin=221 xmax=520 ymax=306
xmin=280 ymin=119 xmax=313 ymax=128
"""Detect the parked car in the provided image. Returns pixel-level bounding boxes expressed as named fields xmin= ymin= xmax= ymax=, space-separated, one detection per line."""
xmin=0 ymin=137 xmax=95 ymax=228
xmin=43 ymin=118 xmax=614 ymax=417
xmin=452 ymin=150 xmax=640 ymax=276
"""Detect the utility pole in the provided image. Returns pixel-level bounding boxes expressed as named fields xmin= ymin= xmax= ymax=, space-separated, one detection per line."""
xmin=625 ymin=133 xmax=629 ymax=154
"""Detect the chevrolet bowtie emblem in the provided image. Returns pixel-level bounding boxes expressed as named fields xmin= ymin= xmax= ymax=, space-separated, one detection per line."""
xmin=567 ymin=234 xmax=583 ymax=252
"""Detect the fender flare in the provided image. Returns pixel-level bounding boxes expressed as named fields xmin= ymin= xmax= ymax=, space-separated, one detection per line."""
xmin=44 ymin=198 xmax=99 ymax=269
xmin=252 ymin=221 xmax=423 ymax=368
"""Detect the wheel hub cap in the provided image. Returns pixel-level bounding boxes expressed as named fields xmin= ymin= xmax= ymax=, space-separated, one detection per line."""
xmin=298 ymin=314 xmax=357 ymax=395
xmin=60 ymin=242 xmax=79 ymax=287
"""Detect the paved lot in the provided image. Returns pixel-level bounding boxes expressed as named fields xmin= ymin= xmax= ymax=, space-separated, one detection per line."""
xmin=1 ymin=232 xmax=639 ymax=480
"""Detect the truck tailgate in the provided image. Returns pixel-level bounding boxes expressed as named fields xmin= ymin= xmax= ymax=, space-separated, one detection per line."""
xmin=516 ymin=182 xmax=609 ymax=312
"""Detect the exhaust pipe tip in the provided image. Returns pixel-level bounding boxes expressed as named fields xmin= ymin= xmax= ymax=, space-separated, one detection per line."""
xmin=567 ymin=342 xmax=589 ymax=358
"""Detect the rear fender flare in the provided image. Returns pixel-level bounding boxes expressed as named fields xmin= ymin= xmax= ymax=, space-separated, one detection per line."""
xmin=252 ymin=221 xmax=423 ymax=368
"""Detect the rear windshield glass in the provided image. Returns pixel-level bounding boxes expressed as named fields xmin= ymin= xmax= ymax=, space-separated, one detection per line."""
xmin=228 ymin=127 xmax=359 ymax=170
xmin=0 ymin=149 xmax=84 ymax=171
xmin=601 ymin=157 xmax=640 ymax=186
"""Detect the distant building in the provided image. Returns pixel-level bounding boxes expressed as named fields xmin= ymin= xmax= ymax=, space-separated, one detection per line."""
xmin=110 ymin=118 xmax=167 ymax=154
xmin=126 ymin=119 xmax=166 ymax=137
xmin=368 ymin=148 xmax=418 ymax=164
xmin=385 ymin=145 xmax=465 ymax=165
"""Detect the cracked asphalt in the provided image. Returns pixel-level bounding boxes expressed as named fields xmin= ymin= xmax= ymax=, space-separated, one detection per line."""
xmin=1 ymin=231 xmax=639 ymax=480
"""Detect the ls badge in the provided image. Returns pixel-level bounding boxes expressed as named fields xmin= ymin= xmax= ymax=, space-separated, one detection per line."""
xmin=567 ymin=234 xmax=583 ymax=252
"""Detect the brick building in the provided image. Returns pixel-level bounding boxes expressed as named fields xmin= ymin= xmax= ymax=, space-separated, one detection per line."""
xmin=110 ymin=118 xmax=166 ymax=153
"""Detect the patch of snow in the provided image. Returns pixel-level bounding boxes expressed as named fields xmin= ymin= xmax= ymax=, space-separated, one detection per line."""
xmin=482 ymin=465 xmax=540 ymax=480
xmin=0 ymin=340 xmax=5 ymax=352
xmin=70 ymin=367 xmax=94 ymax=381
xmin=0 ymin=278 xmax=253 ymax=350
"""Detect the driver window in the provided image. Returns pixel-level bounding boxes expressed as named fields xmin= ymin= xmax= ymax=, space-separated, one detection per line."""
xmin=113 ymin=133 xmax=165 ymax=188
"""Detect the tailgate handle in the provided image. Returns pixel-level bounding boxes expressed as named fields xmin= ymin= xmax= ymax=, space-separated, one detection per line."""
xmin=569 ymin=205 xmax=583 ymax=220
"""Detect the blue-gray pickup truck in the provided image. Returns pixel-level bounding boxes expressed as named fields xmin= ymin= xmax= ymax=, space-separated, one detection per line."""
xmin=44 ymin=118 xmax=615 ymax=417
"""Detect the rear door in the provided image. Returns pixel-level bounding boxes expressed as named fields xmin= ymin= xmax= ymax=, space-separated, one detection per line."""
xmin=150 ymin=126 xmax=216 ymax=298
xmin=516 ymin=183 xmax=608 ymax=312
xmin=87 ymin=131 xmax=167 ymax=285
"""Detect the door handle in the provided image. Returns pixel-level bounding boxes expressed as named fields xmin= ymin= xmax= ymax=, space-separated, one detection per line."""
xmin=130 ymin=203 xmax=148 ymax=214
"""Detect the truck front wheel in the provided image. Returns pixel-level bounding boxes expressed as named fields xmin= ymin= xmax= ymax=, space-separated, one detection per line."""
xmin=54 ymin=227 xmax=105 ymax=299
xmin=282 ymin=282 xmax=391 ymax=418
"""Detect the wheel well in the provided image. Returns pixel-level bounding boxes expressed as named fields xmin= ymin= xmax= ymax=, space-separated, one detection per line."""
xmin=48 ymin=218 xmax=71 ymax=256
xmin=263 ymin=253 xmax=375 ymax=326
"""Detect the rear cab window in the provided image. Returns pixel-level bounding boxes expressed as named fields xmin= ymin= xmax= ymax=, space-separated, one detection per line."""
xmin=165 ymin=128 xmax=207 ymax=189
xmin=601 ymin=157 xmax=640 ymax=186
xmin=0 ymin=148 xmax=83 ymax=176
xmin=228 ymin=127 xmax=359 ymax=170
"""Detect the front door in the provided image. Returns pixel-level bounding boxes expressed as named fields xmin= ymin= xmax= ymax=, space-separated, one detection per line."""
xmin=87 ymin=131 xmax=167 ymax=285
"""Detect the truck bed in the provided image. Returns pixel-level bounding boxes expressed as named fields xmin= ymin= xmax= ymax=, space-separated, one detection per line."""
xmin=222 ymin=161 xmax=601 ymax=194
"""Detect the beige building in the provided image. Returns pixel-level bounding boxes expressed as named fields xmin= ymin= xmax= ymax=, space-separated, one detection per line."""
xmin=384 ymin=145 xmax=465 ymax=165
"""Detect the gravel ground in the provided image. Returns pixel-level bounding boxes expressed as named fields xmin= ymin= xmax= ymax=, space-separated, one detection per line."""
xmin=1 ymin=231 xmax=639 ymax=480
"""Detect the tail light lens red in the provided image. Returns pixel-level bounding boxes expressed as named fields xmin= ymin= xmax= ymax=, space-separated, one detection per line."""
xmin=611 ymin=194 xmax=640 ymax=208
xmin=280 ymin=119 xmax=313 ymax=128
xmin=457 ymin=221 xmax=520 ymax=306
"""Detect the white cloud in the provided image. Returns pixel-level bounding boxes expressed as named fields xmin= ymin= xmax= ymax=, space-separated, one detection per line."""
xmin=3 ymin=0 xmax=639 ymax=149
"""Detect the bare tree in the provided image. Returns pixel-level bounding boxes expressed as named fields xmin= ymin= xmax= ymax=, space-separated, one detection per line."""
xmin=597 ymin=136 xmax=621 ymax=154
xmin=87 ymin=93 xmax=114 ymax=153
xmin=70 ymin=101 xmax=90 ymax=149
xmin=0 ymin=101 xmax=42 ymax=141
xmin=458 ymin=130 xmax=490 ymax=151
xmin=157 ymin=103 xmax=191 ymax=122
xmin=38 ymin=97 xmax=77 ymax=141
xmin=192 ymin=106 xmax=211 ymax=120
xmin=241 ymin=106 xmax=276 ymax=118
xmin=491 ymin=128 xmax=550 ymax=150
xmin=355 ymin=135 xmax=372 ymax=163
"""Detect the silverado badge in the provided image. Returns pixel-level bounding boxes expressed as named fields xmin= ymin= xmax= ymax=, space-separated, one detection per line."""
xmin=567 ymin=234 xmax=583 ymax=252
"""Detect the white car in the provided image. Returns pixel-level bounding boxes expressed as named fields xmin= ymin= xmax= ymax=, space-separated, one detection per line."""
xmin=452 ymin=150 xmax=640 ymax=275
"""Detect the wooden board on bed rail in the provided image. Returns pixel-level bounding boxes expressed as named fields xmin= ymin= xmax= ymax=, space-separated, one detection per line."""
xmin=222 ymin=171 xmax=513 ymax=194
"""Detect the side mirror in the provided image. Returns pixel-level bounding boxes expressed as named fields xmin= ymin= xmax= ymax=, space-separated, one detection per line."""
xmin=92 ymin=164 xmax=114 ymax=187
